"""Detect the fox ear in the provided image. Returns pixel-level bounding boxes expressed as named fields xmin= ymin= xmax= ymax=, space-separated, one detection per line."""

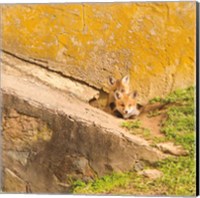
xmin=114 ymin=91 xmax=122 ymax=100
xmin=130 ymin=91 xmax=138 ymax=98
xmin=108 ymin=76 xmax=116 ymax=85
xmin=121 ymin=75 xmax=129 ymax=85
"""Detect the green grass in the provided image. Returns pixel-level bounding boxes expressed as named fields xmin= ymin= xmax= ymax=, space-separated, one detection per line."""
xmin=159 ymin=86 xmax=195 ymax=150
xmin=71 ymin=86 xmax=196 ymax=196
xmin=121 ymin=120 xmax=151 ymax=140
xmin=72 ymin=173 xmax=132 ymax=194
xmin=71 ymin=171 xmax=169 ymax=195
xmin=121 ymin=119 xmax=141 ymax=129
xmin=147 ymin=109 xmax=161 ymax=117
xmin=149 ymin=86 xmax=194 ymax=105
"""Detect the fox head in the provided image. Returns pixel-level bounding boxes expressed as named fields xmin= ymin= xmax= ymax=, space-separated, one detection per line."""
xmin=114 ymin=91 xmax=140 ymax=119
xmin=108 ymin=75 xmax=130 ymax=94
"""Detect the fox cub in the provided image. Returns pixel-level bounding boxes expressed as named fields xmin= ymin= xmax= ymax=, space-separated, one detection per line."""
xmin=107 ymin=75 xmax=130 ymax=110
xmin=106 ymin=75 xmax=140 ymax=119
xmin=113 ymin=91 xmax=140 ymax=119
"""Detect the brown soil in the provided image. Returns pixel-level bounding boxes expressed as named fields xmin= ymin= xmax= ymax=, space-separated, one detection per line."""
xmin=139 ymin=114 xmax=166 ymax=137
xmin=91 ymin=96 xmax=168 ymax=139
xmin=138 ymin=103 xmax=168 ymax=138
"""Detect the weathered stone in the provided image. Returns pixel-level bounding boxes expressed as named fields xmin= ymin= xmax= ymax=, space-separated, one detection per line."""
xmin=156 ymin=142 xmax=189 ymax=156
xmin=6 ymin=150 xmax=30 ymax=166
xmin=3 ymin=168 xmax=27 ymax=193
xmin=7 ymin=109 xmax=19 ymax=118
xmin=1 ymin=3 xmax=195 ymax=103
xmin=134 ymin=160 xmax=145 ymax=172
xmin=54 ymin=155 xmax=96 ymax=182
xmin=72 ymin=157 xmax=93 ymax=176
xmin=3 ymin=107 xmax=53 ymax=151
xmin=2 ymin=52 xmax=100 ymax=102
xmin=138 ymin=169 xmax=163 ymax=179
xmin=2 ymin=71 xmax=167 ymax=193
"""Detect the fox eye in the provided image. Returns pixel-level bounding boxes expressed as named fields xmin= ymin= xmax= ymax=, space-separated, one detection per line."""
xmin=121 ymin=89 xmax=125 ymax=93
xmin=121 ymin=103 xmax=125 ymax=107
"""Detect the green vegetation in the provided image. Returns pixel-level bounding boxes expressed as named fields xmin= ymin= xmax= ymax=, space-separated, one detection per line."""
xmin=148 ymin=86 xmax=195 ymax=149
xmin=149 ymin=86 xmax=194 ymax=105
xmin=72 ymin=173 xmax=132 ymax=194
xmin=121 ymin=119 xmax=141 ymax=129
xmin=71 ymin=86 xmax=196 ymax=196
xmin=121 ymin=120 xmax=152 ymax=140
xmin=147 ymin=109 xmax=161 ymax=117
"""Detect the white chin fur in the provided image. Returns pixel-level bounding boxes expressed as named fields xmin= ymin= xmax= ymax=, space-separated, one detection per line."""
xmin=123 ymin=109 xmax=140 ymax=119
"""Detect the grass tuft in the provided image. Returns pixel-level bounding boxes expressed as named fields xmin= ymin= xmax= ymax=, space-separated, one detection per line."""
xmin=121 ymin=119 xmax=141 ymax=129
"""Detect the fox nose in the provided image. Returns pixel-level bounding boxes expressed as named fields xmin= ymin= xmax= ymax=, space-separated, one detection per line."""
xmin=125 ymin=110 xmax=128 ymax=114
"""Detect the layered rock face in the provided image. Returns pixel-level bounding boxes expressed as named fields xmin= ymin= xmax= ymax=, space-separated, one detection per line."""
xmin=1 ymin=54 xmax=166 ymax=193
xmin=0 ymin=2 xmax=195 ymax=193
xmin=1 ymin=2 xmax=196 ymax=103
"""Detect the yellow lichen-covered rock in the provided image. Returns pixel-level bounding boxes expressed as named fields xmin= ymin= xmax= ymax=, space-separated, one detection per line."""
xmin=1 ymin=2 xmax=196 ymax=102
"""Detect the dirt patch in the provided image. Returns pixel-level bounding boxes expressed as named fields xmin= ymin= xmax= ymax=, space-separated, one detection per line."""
xmin=138 ymin=103 xmax=168 ymax=138
xmin=139 ymin=114 xmax=165 ymax=137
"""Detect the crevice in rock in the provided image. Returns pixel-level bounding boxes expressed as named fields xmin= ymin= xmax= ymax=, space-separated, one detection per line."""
xmin=1 ymin=49 xmax=102 ymax=93
xmin=1 ymin=52 xmax=169 ymax=193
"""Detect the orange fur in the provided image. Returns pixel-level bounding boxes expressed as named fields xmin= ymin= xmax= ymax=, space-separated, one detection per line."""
xmin=106 ymin=75 xmax=130 ymax=109
xmin=114 ymin=91 xmax=140 ymax=119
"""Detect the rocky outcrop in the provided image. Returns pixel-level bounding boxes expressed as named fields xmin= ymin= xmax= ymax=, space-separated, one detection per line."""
xmin=2 ymin=59 xmax=167 ymax=193
xmin=1 ymin=2 xmax=195 ymax=193
xmin=156 ymin=142 xmax=189 ymax=156
xmin=1 ymin=2 xmax=195 ymax=103
xmin=138 ymin=169 xmax=163 ymax=179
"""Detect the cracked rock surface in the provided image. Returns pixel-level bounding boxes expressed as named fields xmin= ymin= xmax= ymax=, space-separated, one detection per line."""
xmin=156 ymin=142 xmax=189 ymax=156
xmin=2 ymin=55 xmax=167 ymax=193
xmin=138 ymin=169 xmax=163 ymax=179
